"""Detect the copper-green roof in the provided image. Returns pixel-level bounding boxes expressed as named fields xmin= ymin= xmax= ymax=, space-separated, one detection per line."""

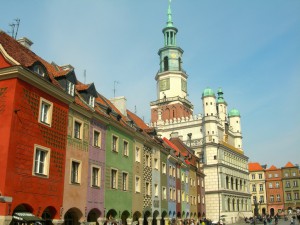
xmin=229 ymin=108 xmax=240 ymax=117
xmin=202 ymin=87 xmax=215 ymax=97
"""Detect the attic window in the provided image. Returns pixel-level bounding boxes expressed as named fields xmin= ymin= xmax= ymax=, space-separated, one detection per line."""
xmin=89 ymin=96 xmax=95 ymax=107
xmin=67 ymin=80 xmax=75 ymax=96
xmin=33 ymin=64 xmax=46 ymax=77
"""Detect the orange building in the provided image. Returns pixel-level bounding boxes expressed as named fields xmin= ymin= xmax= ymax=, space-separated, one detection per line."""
xmin=0 ymin=32 xmax=72 ymax=225
xmin=265 ymin=165 xmax=284 ymax=216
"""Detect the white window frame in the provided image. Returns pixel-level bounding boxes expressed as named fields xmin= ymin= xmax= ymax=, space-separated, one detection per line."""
xmin=145 ymin=182 xmax=150 ymax=196
xmin=122 ymin=172 xmax=128 ymax=191
xmin=89 ymin=96 xmax=95 ymax=107
xmin=70 ymin=159 xmax=81 ymax=184
xmin=67 ymin=80 xmax=75 ymax=96
xmin=39 ymin=98 xmax=53 ymax=126
xmin=135 ymin=176 xmax=141 ymax=193
xmin=154 ymin=158 xmax=158 ymax=170
xmin=112 ymin=135 xmax=119 ymax=152
xmin=73 ymin=119 xmax=83 ymax=139
xmin=162 ymin=186 xmax=167 ymax=199
xmin=111 ymin=168 xmax=118 ymax=189
xmin=135 ymin=146 xmax=141 ymax=162
xmin=32 ymin=144 xmax=50 ymax=177
xmin=93 ymin=129 xmax=101 ymax=147
xmin=123 ymin=140 xmax=129 ymax=156
xmin=154 ymin=184 xmax=158 ymax=197
xmin=162 ymin=162 xmax=166 ymax=174
xmin=91 ymin=165 xmax=101 ymax=188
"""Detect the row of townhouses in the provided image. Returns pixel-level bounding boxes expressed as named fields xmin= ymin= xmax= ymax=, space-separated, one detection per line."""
xmin=249 ymin=162 xmax=300 ymax=216
xmin=0 ymin=30 xmax=206 ymax=225
xmin=1 ymin=3 xmax=254 ymax=225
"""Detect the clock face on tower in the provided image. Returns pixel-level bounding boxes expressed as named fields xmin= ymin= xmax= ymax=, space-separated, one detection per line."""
xmin=160 ymin=78 xmax=170 ymax=91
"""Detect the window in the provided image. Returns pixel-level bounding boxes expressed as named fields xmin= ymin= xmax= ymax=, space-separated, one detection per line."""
xmin=123 ymin=140 xmax=129 ymax=156
xmin=177 ymin=169 xmax=180 ymax=179
xmin=181 ymin=172 xmax=184 ymax=182
xmin=276 ymin=194 xmax=281 ymax=202
xmin=274 ymin=173 xmax=278 ymax=177
xmin=284 ymin=173 xmax=289 ymax=177
xmin=93 ymin=130 xmax=101 ymax=147
xmin=112 ymin=135 xmax=118 ymax=152
xmin=89 ymin=96 xmax=95 ymax=107
xmin=162 ymin=187 xmax=167 ymax=199
xmin=111 ymin=169 xmax=118 ymax=189
xmin=67 ymin=80 xmax=75 ymax=96
xmin=33 ymin=145 xmax=50 ymax=177
xmin=145 ymin=182 xmax=150 ymax=196
xmin=259 ymin=184 xmax=264 ymax=191
xmin=162 ymin=163 xmax=166 ymax=174
xmin=252 ymin=174 xmax=255 ymax=179
xmin=135 ymin=147 xmax=141 ymax=162
xmin=145 ymin=155 xmax=150 ymax=167
xmin=182 ymin=191 xmax=185 ymax=202
xmin=74 ymin=120 xmax=82 ymax=139
xmin=122 ymin=172 xmax=128 ymax=191
xmin=39 ymin=98 xmax=53 ymax=126
xmin=33 ymin=64 xmax=46 ymax=77
xmin=172 ymin=167 xmax=176 ymax=177
xmin=253 ymin=196 xmax=257 ymax=203
xmin=154 ymin=184 xmax=158 ymax=197
xmin=91 ymin=166 xmax=100 ymax=187
xmin=252 ymin=184 xmax=256 ymax=192
xmin=71 ymin=160 xmax=81 ymax=184
xmin=173 ymin=189 xmax=176 ymax=201
xmin=269 ymin=183 xmax=273 ymax=188
xmin=268 ymin=174 xmax=272 ymax=178
xmin=292 ymin=172 xmax=297 ymax=176
xmin=293 ymin=180 xmax=298 ymax=187
xmin=270 ymin=195 xmax=274 ymax=202
xmin=287 ymin=193 xmax=292 ymax=201
xmin=154 ymin=158 xmax=158 ymax=170
xmin=169 ymin=165 xmax=172 ymax=176
xmin=286 ymin=181 xmax=291 ymax=188
xmin=258 ymin=174 xmax=262 ymax=179
xmin=294 ymin=192 xmax=299 ymax=200
xmin=169 ymin=188 xmax=173 ymax=200
xmin=260 ymin=196 xmax=264 ymax=203
xmin=135 ymin=176 xmax=141 ymax=193
xmin=276 ymin=182 xmax=280 ymax=188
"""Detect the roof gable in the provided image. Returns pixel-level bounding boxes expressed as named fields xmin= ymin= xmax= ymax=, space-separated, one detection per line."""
xmin=248 ymin=162 xmax=264 ymax=171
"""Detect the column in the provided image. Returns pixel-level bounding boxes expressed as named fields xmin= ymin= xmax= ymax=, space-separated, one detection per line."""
xmin=97 ymin=217 xmax=106 ymax=225
xmin=127 ymin=218 xmax=133 ymax=225
xmin=147 ymin=217 xmax=153 ymax=225
xmin=156 ymin=217 xmax=162 ymax=225
xmin=139 ymin=218 xmax=144 ymax=225
xmin=164 ymin=217 xmax=170 ymax=225
xmin=52 ymin=219 xmax=64 ymax=225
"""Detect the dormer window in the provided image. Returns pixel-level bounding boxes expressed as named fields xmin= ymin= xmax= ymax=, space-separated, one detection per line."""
xmin=89 ymin=96 xmax=95 ymax=107
xmin=33 ymin=64 xmax=46 ymax=77
xmin=67 ymin=80 xmax=75 ymax=96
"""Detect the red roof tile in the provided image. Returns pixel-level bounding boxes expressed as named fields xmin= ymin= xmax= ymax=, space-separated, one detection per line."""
xmin=126 ymin=110 xmax=149 ymax=130
xmin=266 ymin=165 xmax=278 ymax=171
xmin=248 ymin=162 xmax=264 ymax=171
xmin=284 ymin=162 xmax=295 ymax=168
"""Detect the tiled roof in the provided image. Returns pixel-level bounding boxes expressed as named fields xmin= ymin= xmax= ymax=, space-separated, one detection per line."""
xmin=169 ymin=138 xmax=188 ymax=157
xmin=266 ymin=165 xmax=278 ymax=171
xmin=126 ymin=110 xmax=149 ymax=130
xmin=283 ymin=162 xmax=295 ymax=168
xmin=163 ymin=137 xmax=181 ymax=156
xmin=248 ymin=162 xmax=264 ymax=172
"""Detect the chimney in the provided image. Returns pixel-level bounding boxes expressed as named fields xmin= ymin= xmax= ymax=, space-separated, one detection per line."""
xmin=17 ymin=37 xmax=33 ymax=49
xmin=110 ymin=96 xmax=127 ymax=116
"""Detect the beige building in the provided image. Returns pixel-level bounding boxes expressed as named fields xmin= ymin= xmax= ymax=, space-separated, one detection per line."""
xmin=248 ymin=162 xmax=267 ymax=216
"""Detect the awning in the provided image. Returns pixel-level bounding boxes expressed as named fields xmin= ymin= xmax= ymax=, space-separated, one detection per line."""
xmin=13 ymin=212 xmax=44 ymax=222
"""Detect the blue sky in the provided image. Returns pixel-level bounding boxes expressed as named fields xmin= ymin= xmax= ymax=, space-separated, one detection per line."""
xmin=1 ymin=0 xmax=299 ymax=168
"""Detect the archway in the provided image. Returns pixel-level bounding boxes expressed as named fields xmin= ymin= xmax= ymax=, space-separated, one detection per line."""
xmin=153 ymin=210 xmax=159 ymax=225
xmin=106 ymin=209 xmax=118 ymax=220
xmin=161 ymin=211 xmax=167 ymax=225
xmin=133 ymin=211 xmax=142 ymax=224
xmin=42 ymin=206 xmax=57 ymax=225
xmin=270 ymin=208 xmax=275 ymax=216
xmin=143 ymin=210 xmax=151 ymax=225
xmin=64 ymin=208 xmax=83 ymax=225
xmin=87 ymin=208 xmax=101 ymax=225
xmin=121 ymin=210 xmax=130 ymax=225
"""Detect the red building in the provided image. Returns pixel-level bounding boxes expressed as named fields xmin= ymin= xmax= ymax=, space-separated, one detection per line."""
xmin=0 ymin=32 xmax=73 ymax=225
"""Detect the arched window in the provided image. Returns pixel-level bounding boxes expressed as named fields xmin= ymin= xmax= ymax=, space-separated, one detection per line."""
xmin=236 ymin=178 xmax=238 ymax=190
xmin=227 ymin=199 xmax=231 ymax=212
xmin=231 ymin=177 xmax=234 ymax=190
xmin=178 ymin=57 xmax=182 ymax=71
xmin=232 ymin=199 xmax=235 ymax=211
xmin=164 ymin=56 xmax=169 ymax=71
xmin=226 ymin=176 xmax=229 ymax=189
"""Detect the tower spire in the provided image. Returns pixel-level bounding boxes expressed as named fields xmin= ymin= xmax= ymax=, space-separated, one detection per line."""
xmin=167 ymin=0 xmax=173 ymax=27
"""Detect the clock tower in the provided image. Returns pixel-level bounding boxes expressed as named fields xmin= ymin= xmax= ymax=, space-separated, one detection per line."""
xmin=150 ymin=1 xmax=193 ymax=124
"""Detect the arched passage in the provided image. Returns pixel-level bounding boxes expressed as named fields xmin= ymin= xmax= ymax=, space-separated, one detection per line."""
xmin=42 ymin=206 xmax=57 ymax=225
xmin=64 ymin=208 xmax=83 ymax=225
xmin=121 ymin=210 xmax=130 ymax=225
xmin=87 ymin=208 xmax=101 ymax=225
xmin=143 ymin=210 xmax=151 ymax=225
